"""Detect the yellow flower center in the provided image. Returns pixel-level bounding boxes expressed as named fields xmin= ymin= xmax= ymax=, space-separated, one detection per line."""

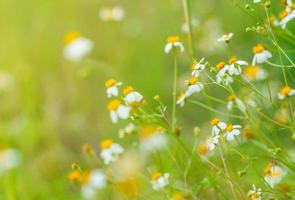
xmin=105 ymin=79 xmax=117 ymax=88
xmin=228 ymin=56 xmax=238 ymax=64
xmin=227 ymin=95 xmax=236 ymax=101
xmin=123 ymin=86 xmax=134 ymax=96
xmin=100 ymin=139 xmax=113 ymax=149
xmin=279 ymin=10 xmax=288 ymax=19
xmin=64 ymin=32 xmax=80 ymax=44
xmin=177 ymin=92 xmax=185 ymax=100
xmin=216 ymin=61 xmax=225 ymax=71
xmin=80 ymin=171 xmax=91 ymax=185
xmin=244 ymin=66 xmax=259 ymax=79
xmin=167 ymin=36 xmax=180 ymax=43
xmin=107 ymin=99 xmax=121 ymax=111
xmin=172 ymin=193 xmax=184 ymax=200
xmin=263 ymin=161 xmax=274 ymax=175
xmin=140 ymin=125 xmax=164 ymax=139
xmin=185 ymin=77 xmax=198 ymax=86
xmin=151 ymin=172 xmax=162 ymax=181
xmin=211 ymin=118 xmax=220 ymax=126
xmin=225 ymin=124 xmax=233 ymax=132
xmin=252 ymin=44 xmax=265 ymax=54
xmin=197 ymin=144 xmax=208 ymax=155
xmin=191 ymin=60 xmax=198 ymax=70
xmin=280 ymin=86 xmax=291 ymax=96
xmin=68 ymin=171 xmax=80 ymax=181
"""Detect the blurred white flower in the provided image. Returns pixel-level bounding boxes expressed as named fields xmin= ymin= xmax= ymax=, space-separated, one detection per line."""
xmin=216 ymin=61 xmax=234 ymax=85
xmin=224 ymin=123 xmax=242 ymax=141
xmin=217 ymin=32 xmax=233 ymax=43
xmin=263 ymin=161 xmax=286 ymax=188
xmin=139 ymin=125 xmax=167 ymax=153
xmin=123 ymin=86 xmax=143 ymax=104
xmin=150 ymin=172 xmax=169 ymax=190
xmin=247 ymin=184 xmax=262 ymax=200
xmin=105 ymin=79 xmax=122 ymax=98
xmin=227 ymin=95 xmax=246 ymax=112
xmin=107 ymin=99 xmax=131 ymax=123
xmin=81 ymin=169 xmax=107 ymax=199
xmin=176 ymin=92 xmax=186 ymax=107
xmin=253 ymin=0 xmax=261 ymax=3
xmin=210 ymin=118 xmax=226 ymax=136
xmin=184 ymin=77 xmax=204 ymax=97
xmin=118 ymin=123 xmax=136 ymax=138
xmin=279 ymin=1 xmax=295 ymax=29
xmin=252 ymin=44 xmax=272 ymax=65
xmin=63 ymin=32 xmax=93 ymax=62
xmin=207 ymin=135 xmax=219 ymax=151
xmin=181 ymin=18 xmax=199 ymax=33
xmin=0 ymin=148 xmax=21 ymax=174
xmin=243 ymin=65 xmax=267 ymax=81
xmin=164 ymin=36 xmax=184 ymax=54
xmin=100 ymin=139 xmax=124 ymax=165
xmin=227 ymin=56 xmax=248 ymax=76
xmin=191 ymin=57 xmax=206 ymax=77
xmin=278 ymin=86 xmax=295 ymax=100
xmin=99 ymin=6 xmax=124 ymax=22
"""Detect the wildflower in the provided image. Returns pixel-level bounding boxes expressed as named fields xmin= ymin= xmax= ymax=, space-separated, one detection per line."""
xmin=224 ymin=123 xmax=242 ymax=141
xmin=191 ymin=57 xmax=206 ymax=77
xmin=207 ymin=135 xmax=220 ymax=151
xmin=118 ymin=123 xmax=136 ymax=138
xmin=184 ymin=77 xmax=204 ymax=97
xmin=63 ymin=32 xmax=93 ymax=62
xmin=139 ymin=125 xmax=167 ymax=153
xmin=217 ymin=32 xmax=233 ymax=43
xmin=227 ymin=56 xmax=248 ymax=76
xmin=244 ymin=65 xmax=267 ymax=81
xmin=123 ymin=86 xmax=143 ymax=104
xmin=252 ymin=44 xmax=272 ymax=65
xmin=68 ymin=170 xmax=81 ymax=182
xmin=172 ymin=192 xmax=184 ymax=200
xmin=80 ymin=169 xmax=107 ymax=199
xmin=105 ymin=79 xmax=122 ymax=98
xmin=197 ymin=144 xmax=208 ymax=155
xmin=176 ymin=92 xmax=186 ymax=107
xmin=99 ymin=6 xmax=124 ymax=22
xmin=100 ymin=139 xmax=124 ymax=164
xmin=216 ymin=61 xmax=233 ymax=85
xmin=210 ymin=118 xmax=226 ymax=136
xmin=227 ymin=95 xmax=246 ymax=112
xmin=150 ymin=172 xmax=170 ymax=190
xmin=0 ymin=148 xmax=21 ymax=174
xmin=164 ymin=36 xmax=184 ymax=54
xmin=278 ymin=86 xmax=295 ymax=100
xmin=247 ymin=184 xmax=262 ymax=200
xmin=279 ymin=1 xmax=295 ymax=29
xmin=253 ymin=0 xmax=261 ymax=3
xmin=107 ymin=99 xmax=131 ymax=123
xmin=263 ymin=161 xmax=286 ymax=187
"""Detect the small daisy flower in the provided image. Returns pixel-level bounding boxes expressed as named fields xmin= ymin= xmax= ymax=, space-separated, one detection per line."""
xmin=279 ymin=3 xmax=295 ymax=29
xmin=105 ymin=79 xmax=122 ymax=98
xmin=100 ymin=139 xmax=124 ymax=165
xmin=210 ymin=118 xmax=226 ymax=136
xmin=244 ymin=65 xmax=267 ymax=81
xmin=139 ymin=125 xmax=167 ymax=153
xmin=227 ymin=95 xmax=246 ymax=112
xmin=150 ymin=172 xmax=170 ymax=190
xmin=252 ymin=44 xmax=272 ymax=65
xmin=123 ymin=86 xmax=144 ymax=104
xmin=263 ymin=161 xmax=286 ymax=187
xmin=184 ymin=77 xmax=204 ymax=97
xmin=81 ymin=169 xmax=107 ymax=199
xmin=0 ymin=148 xmax=21 ymax=174
xmin=107 ymin=99 xmax=131 ymax=123
xmin=99 ymin=6 xmax=124 ymax=22
xmin=191 ymin=57 xmax=206 ymax=77
xmin=216 ymin=61 xmax=233 ymax=85
xmin=197 ymin=144 xmax=209 ymax=155
xmin=63 ymin=32 xmax=93 ymax=62
xmin=217 ymin=32 xmax=233 ymax=43
xmin=247 ymin=184 xmax=262 ymax=200
xmin=278 ymin=86 xmax=295 ymax=100
xmin=227 ymin=56 xmax=248 ymax=76
xmin=164 ymin=36 xmax=184 ymax=54
xmin=224 ymin=123 xmax=242 ymax=141
xmin=118 ymin=123 xmax=136 ymax=138
xmin=207 ymin=135 xmax=220 ymax=151
xmin=176 ymin=92 xmax=186 ymax=107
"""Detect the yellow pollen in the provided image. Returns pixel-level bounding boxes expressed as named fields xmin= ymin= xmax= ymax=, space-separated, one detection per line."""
xmin=227 ymin=95 xmax=236 ymax=101
xmin=228 ymin=56 xmax=238 ymax=64
xmin=244 ymin=66 xmax=259 ymax=79
xmin=211 ymin=118 xmax=220 ymax=126
xmin=167 ymin=36 xmax=180 ymax=43
xmin=151 ymin=172 xmax=162 ymax=181
xmin=279 ymin=10 xmax=288 ymax=19
xmin=263 ymin=161 xmax=275 ymax=176
xmin=185 ymin=77 xmax=198 ymax=85
xmin=64 ymin=32 xmax=80 ymax=44
xmin=280 ymin=86 xmax=292 ymax=96
xmin=252 ymin=44 xmax=265 ymax=54
xmin=172 ymin=193 xmax=184 ymax=200
xmin=80 ymin=171 xmax=91 ymax=185
xmin=123 ymin=86 xmax=134 ymax=96
xmin=68 ymin=171 xmax=80 ymax=181
xmin=216 ymin=61 xmax=225 ymax=71
xmin=197 ymin=144 xmax=208 ymax=155
xmin=100 ymin=139 xmax=113 ymax=149
xmin=105 ymin=79 xmax=117 ymax=88
xmin=140 ymin=125 xmax=163 ymax=139
xmin=191 ymin=60 xmax=198 ymax=70
xmin=107 ymin=99 xmax=121 ymax=111
xmin=225 ymin=124 xmax=233 ymax=132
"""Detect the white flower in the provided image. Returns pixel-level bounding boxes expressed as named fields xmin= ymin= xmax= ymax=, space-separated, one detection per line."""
xmin=253 ymin=0 xmax=261 ymax=3
xmin=279 ymin=5 xmax=295 ymax=29
xmin=107 ymin=99 xmax=131 ymax=123
xmin=105 ymin=79 xmax=122 ymax=98
xmin=123 ymin=86 xmax=143 ymax=104
xmin=81 ymin=169 xmax=107 ymax=199
xmin=191 ymin=57 xmax=206 ymax=77
xmin=224 ymin=123 xmax=242 ymax=141
xmin=0 ymin=148 xmax=21 ymax=174
xmin=278 ymin=86 xmax=295 ymax=100
xmin=176 ymin=92 xmax=186 ymax=107
xmin=184 ymin=77 xmax=204 ymax=97
xmin=217 ymin=32 xmax=233 ymax=43
xmin=139 ymin=125 xmax=167 ymax=153
xmin=247 ymin=184 xmax=262 ymax=200
xmin=210 ymin=118 xmax=226 ymax=136
xmin=216 ymin=61 xmax=233 ymax=85
xmin=244 ymin=65 xmax=267 ymax=81
xmin=151 ymin=172 xmax=170 ymax=190
xmin=207 ymin=135 xmax=219 ymax=151
xmin=227 ymin=95 xmax=246 ymax=112
xmin=252 ymin=44 xmax=272 ymax=65
xmin=118 ymin=123 xmax=136 ymax=138
xmin=182 ymin=18 xmax=199 ymax=33
xmin=99 ymin=6 xmax=124 ymax=22
xmin=227 ymin=56 xmax=248 ymax=76
xmin=100 ymin=140 xmax=124 ymax=165
xmin=263 ymin=162 xmax=286 ymax=188
xmin=164 ymin=36 xmax=184 ymax=54
xmin=63 ymin=32 xmax=93 ymax=62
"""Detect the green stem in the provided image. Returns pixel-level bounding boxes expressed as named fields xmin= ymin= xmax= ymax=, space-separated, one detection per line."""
xmin=182 ymin=0 xmax=194 ymax=57
xmin=171 ymin=51 xmax=178 ymax=129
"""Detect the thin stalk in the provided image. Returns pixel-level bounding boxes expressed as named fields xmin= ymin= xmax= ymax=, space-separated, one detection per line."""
xmin=171 ymin=50 xmax=178 ymax=129
xmin=182 ymin=0 xmax=195 ymax=57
